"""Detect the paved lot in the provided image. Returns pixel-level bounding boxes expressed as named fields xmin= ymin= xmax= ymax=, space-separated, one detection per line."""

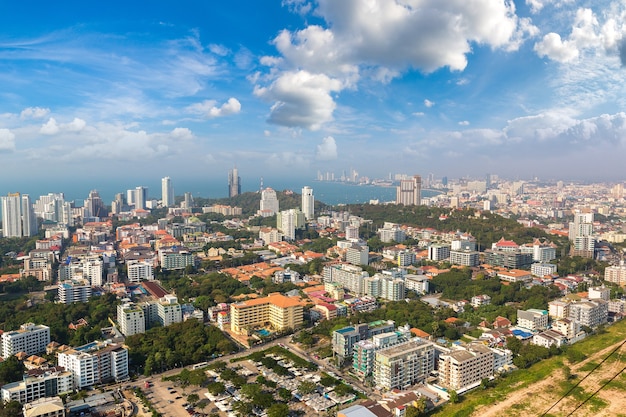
xmin=144 ymin=377 xmax=203 ymax=417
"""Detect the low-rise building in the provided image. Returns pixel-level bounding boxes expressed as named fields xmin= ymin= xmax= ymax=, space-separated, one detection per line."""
xmin=230 ymin=292 xmax=304 ymax=335
xmin=1 ymin=367 xmax=72 ymax=405
xmin=517 ymin=309 xmax=549 ymax=332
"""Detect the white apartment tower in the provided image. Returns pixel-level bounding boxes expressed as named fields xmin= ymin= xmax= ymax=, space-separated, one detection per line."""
xmin=21 ymin=194 xmax=37 ymax=237
xmin=396 ymin=175 xmax=422 ymax=206
xmin=161 ymin=176 xmax=174 ymax=207
xmin=117 ymin=302 xmax=146 ymax=336
xmin=302 ymin=186 xmax=314 ymax=220
xmin=259 ymin=187 xmax=279 ymax=216
xmin=1 ymin=323 xmax=50 ymax=359
xmin=1 ymin=193 xmax=23 ymax=237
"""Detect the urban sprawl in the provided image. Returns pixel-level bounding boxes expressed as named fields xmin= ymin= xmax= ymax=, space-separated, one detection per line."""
xmin=0 ymin=171 xmax=625 ymax=417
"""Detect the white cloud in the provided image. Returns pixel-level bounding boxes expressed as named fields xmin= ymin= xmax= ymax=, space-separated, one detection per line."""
xmin=20 ymin=107 xmax=50 ymax=119
xmin=186 ymin=98 xmax=242 ymax=118
xmin=40 ymin=117 xmax=60 ymax=135
xmin=413 ymin=112 xmax=425 ymax=117
xmin=65 ymin=118 xmax=86 ymax=132
xmin=458 ymin=120 xmax=470 ymax=126
xmin=170 ymin=127 xmax=193 ymax=140
xmin=0 ymin=129 xmax=15 ymax=152
xmin=258 ymin=0 xmax=536 ymax=130
xmin=534 ymin=33 xmax=579 ymax=62
xmin=264 ymin=130 xmax=271 ymax=137
xmin=316 ymin=136 xmax=338 ymax=160
xmin=254 ymin=70 xmax=342 ymax=130
xmin=424 ymin=99 xmax=435 ymax=108
xmin=208 ymin=98 xmax=241 ymax=118
xmin=209 ymin=44 xmax=230 ymax=56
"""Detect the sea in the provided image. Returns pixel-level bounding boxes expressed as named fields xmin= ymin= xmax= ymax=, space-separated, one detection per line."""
xmin=0 ymin=178 xmax=440 ymax=207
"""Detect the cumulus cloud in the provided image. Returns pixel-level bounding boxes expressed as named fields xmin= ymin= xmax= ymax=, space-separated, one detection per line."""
xmin=40 ymin=117 xmax=87 ymax=134
xmin=186 ymin=98 xmax=241 ymax=118
xmin=254 ymin=70 xmax=342 ymax=130
xmin=413 ymin=112 xmax=425 ymax=117
xmin=65 ymin=118 xmax=86 ymax=132
xmin=40 ymin=118 xmax=60 ymax=135
xmin=257 ymin=0 xmax=536 ymax=130
xmin=458 ymin=120 xmax=470 ymax=126
xmin=20 ymin=107 xmax=50 ymax=119
xmin=170 ymin=127 xmax=193 ymax=140
xmin=533 ymin=7 xmax=626 ymax=64
xmin=0 ymin=129 xmax=15 ymax=152
xmin=424 ymin=99 xmax=435 ymax=108
xmin=316 ymin=136 xmax=338 ymax=160
xmin=534 ymin=33 xmax=579 ymax=62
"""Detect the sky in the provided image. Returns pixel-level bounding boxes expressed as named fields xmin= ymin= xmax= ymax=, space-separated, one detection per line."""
xmin=1 ymin=0 xmax=626 ymax=191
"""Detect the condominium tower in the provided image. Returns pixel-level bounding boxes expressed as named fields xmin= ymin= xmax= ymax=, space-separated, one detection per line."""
xmin=161 ymin=176 xmax=174 ymax=207
xmin=228 ymin=167 xmax=241 ymax=197
xmin=396 ymin=175 xmax=421 ymax=206
xmin=302 ymin=186 xmax=314 ymax=220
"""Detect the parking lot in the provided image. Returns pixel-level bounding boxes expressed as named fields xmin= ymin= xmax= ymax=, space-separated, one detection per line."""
xmin=143 ymin=377 xmax=205 ymax=417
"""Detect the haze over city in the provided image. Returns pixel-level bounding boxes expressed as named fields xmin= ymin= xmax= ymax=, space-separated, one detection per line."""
xmin=1 ymin=0 xmax=626 ymax=189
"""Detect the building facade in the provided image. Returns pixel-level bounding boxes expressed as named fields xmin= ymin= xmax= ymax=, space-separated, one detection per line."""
xmin=1 ymin=323 xmax=50 ymax=359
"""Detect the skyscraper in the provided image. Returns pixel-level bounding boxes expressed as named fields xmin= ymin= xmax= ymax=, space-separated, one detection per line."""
xmin=1 ymin=193 xmax=23 ymax=237
xmin=260 ymin=188 xmax=279 ymax=215
xmin=21 ymin=194 xmax=37 ymax=237
xmin=302 ymin=186 xmax=314 ymax=220
xmin=228 ymin=167 xmax=241 ymax=198
xmin=396 ymin=175 xmax=422 ymax=206
xmin=84 ymin=190 xmax=106 ymax=218
xmin=161 ymin=177 xmax=174 ymax=207
xmin=134 ymin=186 xmax=147 ymax=210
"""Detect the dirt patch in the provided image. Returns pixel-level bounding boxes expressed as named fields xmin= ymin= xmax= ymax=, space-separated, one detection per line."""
xmin=473 ymin=339 xmax=626 ymax=417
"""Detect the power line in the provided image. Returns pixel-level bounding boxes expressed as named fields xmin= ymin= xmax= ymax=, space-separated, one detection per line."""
xmin=566 ymin=364 xmax=626 ymax=416
xmin=540 ymin=338 xmax=626 ymax=417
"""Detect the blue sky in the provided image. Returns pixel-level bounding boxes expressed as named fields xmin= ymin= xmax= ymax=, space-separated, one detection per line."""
xmin=1 ymin=0 xmax=626 ymax=190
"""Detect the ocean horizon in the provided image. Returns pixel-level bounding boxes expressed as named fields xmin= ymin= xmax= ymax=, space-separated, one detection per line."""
xmin=0 ymin=178 xmax=439 ymax=207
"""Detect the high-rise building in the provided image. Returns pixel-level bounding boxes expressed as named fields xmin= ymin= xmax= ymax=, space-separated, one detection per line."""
xmin=84 ymin=190 xmax=106 ymax=218
xmin=259 ymin=187 xmax=279 ymax=216
xmin=228 ymin=167 xmax=241 ymax=197
xmin=302 ymin=186 xmax=314 ymax=220
xmin=277 ymin=209 xmax=305 ymax=241
xmin=1 ymin=193 xmax=23 ymax=237
xmin=134 ymin=186 xmax=147 ymax=210
xmin=396 ymin=175 xmax=421 ymax=206
xmin=21 ymin=194 xmax=37 ymax=237
xmin=161 ymin=176 xmax=174 ymax=207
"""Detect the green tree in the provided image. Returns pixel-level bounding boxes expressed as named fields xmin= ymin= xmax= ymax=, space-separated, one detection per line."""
xmin=267 ymin=403 xmax=290 ymax=417
xmin=0 ymin=356 xmax=25 ymax=386
xmin=207 ymin=382 xmax=226 ymax=396
xmin=187 ymin=393 xmax=200 ymax=405
xmin=298 ymin=380 xmax=317 ymax=395
xmin=449 ymin=390 xmax=458 ymax=404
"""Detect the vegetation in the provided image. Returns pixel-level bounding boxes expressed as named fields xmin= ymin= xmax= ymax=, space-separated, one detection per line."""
xmin=0 ymin=356 xmax=26 ymax=386
xmin=0 ymin=293 xmax=118 ymax=345
xmin=125 ymin=320 xmax=236 ymax=375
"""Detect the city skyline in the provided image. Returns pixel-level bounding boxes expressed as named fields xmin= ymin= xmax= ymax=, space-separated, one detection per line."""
xmin=1 ymin=1 xmax=626 ymax=184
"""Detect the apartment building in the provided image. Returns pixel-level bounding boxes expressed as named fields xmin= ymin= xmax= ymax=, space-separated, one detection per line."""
xmin=57 ymin=341 xmax=128 ymax=389
xmin=438 ymin=343 xmax=495 ymax=392
xmin=568 ymin=300 xmax=608 ymax=328
xmin=374 ymin=338 xmax=435 ymax=391
xmin=229 ymin=292 xmax=304 ymax=335
xmin=333 ymin=320 xmax=396 ymax=362
xmin=1 ymin=323 xmax=50 ymax=359
xmin=1 ymin=367 xmax=72 ymax=405
xmin=117 ymin=302 xmax=146 ymax=336
xmin=516 ymin=309 xmax=549 ymax=332
xmin=58 ymin=279 xmax=92 ymax=304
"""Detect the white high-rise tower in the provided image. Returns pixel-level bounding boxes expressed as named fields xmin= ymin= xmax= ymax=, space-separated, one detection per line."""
xmin=1 ymin=193 xmax=23 ymax=237
xmin=162 ymin=177 xmax=174 ymax=207
xmin=21 ymin=194 xmax=37 ymax=237
xmin=302 ymin=186 xmax=314 ymax=220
